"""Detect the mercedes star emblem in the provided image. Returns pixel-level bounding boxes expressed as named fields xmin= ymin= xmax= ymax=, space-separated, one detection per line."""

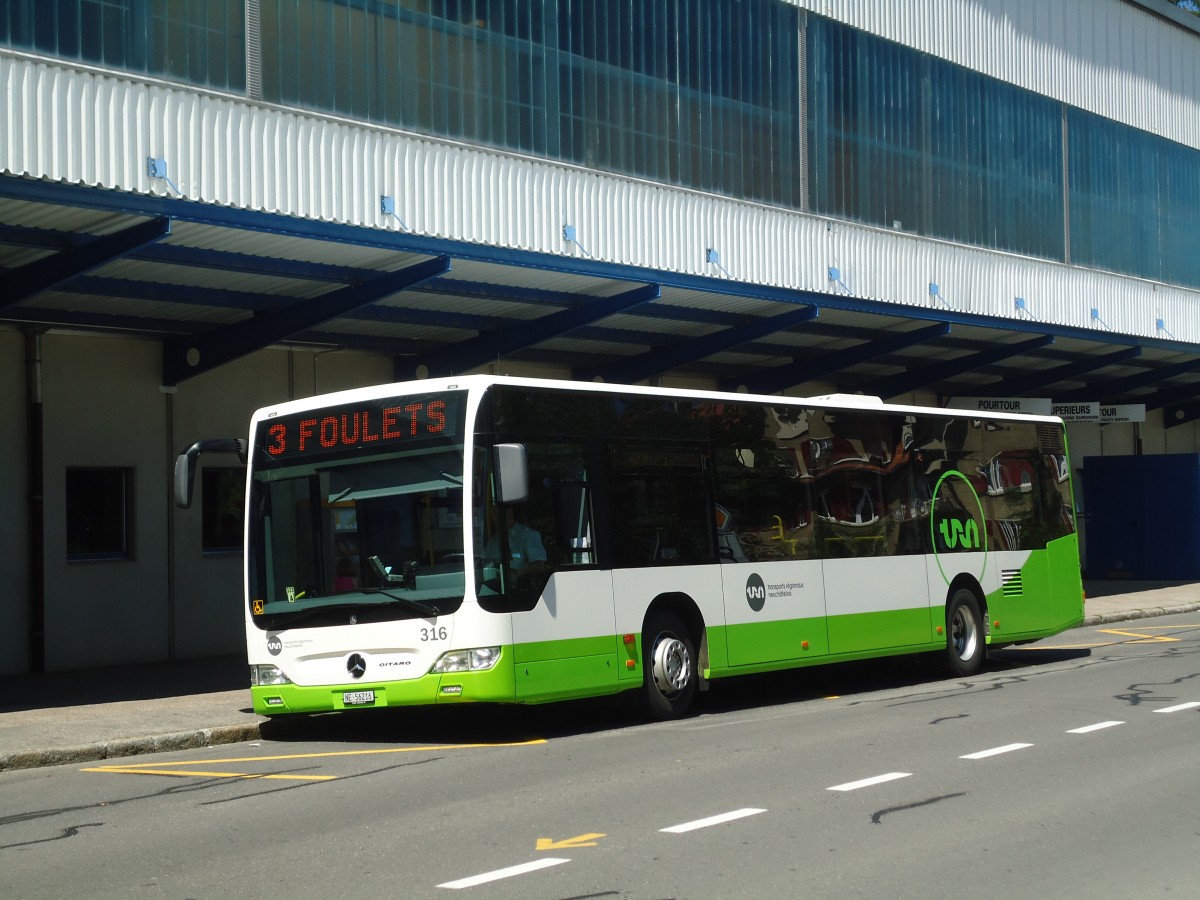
xmin=347 ymin=653 xmax=366 ymax=679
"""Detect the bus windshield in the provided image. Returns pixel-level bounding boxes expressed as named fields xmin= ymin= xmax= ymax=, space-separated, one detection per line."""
xmin=249 ymin=443 xmax=468 ymax=630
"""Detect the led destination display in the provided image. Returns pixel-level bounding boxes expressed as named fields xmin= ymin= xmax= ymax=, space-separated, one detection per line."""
xmin=255 ymin=392 xmax=464 ymax=465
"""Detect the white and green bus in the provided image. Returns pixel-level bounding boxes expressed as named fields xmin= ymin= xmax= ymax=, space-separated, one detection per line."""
xmin=177 ymin=375 xmax=1084 ymax=719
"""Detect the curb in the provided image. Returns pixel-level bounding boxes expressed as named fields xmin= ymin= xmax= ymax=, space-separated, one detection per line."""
xmin=1082 ymin=602 xmax=1200 ymax=627
xmin=0 ymin=722 xmax=264 ymax=773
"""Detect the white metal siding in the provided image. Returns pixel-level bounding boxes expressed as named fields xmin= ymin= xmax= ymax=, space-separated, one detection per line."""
xmin=5 ymin=44 xmax=1200 ymax=347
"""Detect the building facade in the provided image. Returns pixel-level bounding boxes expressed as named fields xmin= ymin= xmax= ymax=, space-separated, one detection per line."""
xmin=3 ymin=0 xmax=1200 ymax=673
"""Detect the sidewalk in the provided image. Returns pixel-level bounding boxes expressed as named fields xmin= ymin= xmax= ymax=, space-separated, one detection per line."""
xmin=2 ymin=580 xmax=1198 ymax=773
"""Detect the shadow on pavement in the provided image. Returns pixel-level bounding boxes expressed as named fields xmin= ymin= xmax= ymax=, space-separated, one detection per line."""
xmin=1082 ymin=579 xmax=1195 ymax=599
xmin=255 ymin=652 xmax=1027 ymax=747
xmin=0 ymin=655 xmax=247 ymax=714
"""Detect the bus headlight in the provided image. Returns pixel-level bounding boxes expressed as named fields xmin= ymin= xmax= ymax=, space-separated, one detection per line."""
xmin=431 ymin=647 xmax=501 ymax=674
xmin=250 ymin=664 xmax=292 ymax=686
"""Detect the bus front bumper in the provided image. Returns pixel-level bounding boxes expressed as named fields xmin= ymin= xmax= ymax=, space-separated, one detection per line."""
xmin=250 ymin=665 xmax=517 ymax=715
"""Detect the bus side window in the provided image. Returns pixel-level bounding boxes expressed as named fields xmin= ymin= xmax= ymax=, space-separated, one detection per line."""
xmin=513 ymin=441 xmax=598 ymax=574
xmin=552 ymin=483 xmax=594 ymax=565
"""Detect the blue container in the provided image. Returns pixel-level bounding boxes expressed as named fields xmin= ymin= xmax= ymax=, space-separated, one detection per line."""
xmin=1083 ymin=454 xmax=1200 ymax=580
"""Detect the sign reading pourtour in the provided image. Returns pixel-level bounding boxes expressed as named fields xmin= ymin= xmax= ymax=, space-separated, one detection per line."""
xmin=255 ymin=391 xmax=465 ymax=467
xmin=930 ymin=470 xmax=988 ymax=586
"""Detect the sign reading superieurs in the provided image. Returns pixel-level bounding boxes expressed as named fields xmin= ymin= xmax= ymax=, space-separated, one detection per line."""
xmin=256 ymin=393 xmax=463 ymax=464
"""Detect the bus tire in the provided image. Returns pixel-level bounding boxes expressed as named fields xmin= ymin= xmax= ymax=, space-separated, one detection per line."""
xmin=641 ymin=611 xmax=697 ymax=719
xmin=944 ymin=589 xmax=985 ymax=676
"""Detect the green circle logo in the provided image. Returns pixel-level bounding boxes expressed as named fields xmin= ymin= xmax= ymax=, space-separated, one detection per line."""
xmin=930 ymin=470 xmax=987 ymax=586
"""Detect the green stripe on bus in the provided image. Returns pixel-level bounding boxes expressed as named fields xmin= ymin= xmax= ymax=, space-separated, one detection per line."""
xmin=986 ymin=535 xmax=1084 ymax=640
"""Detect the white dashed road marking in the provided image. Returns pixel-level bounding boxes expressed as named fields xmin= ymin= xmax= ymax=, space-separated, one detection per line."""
xmin=660 ymin=808 xmax=768 ymax=833
xmin=434 ymin=701 xmax=1192 ymax=891
xmin=437 ymin=858 xmax=570 ymax=889
xmin=1154 ymin=701 xmax=1200 ymax=714
xmin=827 ymin=772 xmax=912 ymax=792
xmin=959 ymin=743 xmax=1033 ymax=759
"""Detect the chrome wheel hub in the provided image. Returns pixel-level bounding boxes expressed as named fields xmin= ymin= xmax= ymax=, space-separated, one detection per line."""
xmin=652 ymin=635 xmax=690 ymax=694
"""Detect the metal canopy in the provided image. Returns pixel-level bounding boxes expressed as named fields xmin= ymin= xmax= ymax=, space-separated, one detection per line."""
xmin=403 ymin=282 xmax=661 ymax=380
xmin=585 ymin=304 xmax=819 ymax=386
xmin=3 ymin=175 xmax=1200 ymax=414
xmin=162 ymin=255 xmax=452 ymax=385
xmin=864 ymin=335 xmax=1057 ymax=399
xmin=4 ymin=217 xmax=171 ymax=309
xmin=733 ymin=322 xmax=953 ymax=396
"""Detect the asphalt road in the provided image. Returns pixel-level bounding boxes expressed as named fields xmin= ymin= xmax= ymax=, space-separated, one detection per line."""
xmin=2 ymin=613 xmax=1197 ymax=900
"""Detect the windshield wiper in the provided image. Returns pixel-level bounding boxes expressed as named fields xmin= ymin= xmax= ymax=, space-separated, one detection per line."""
xmin=359 ymin=587 xmax=438 ymax=617
xmin=267 ymin=592 xmax=436 ymax=630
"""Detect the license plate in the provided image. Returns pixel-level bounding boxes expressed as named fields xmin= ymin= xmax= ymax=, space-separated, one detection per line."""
xmin=342 ymin=690 xmax=375 ymax=706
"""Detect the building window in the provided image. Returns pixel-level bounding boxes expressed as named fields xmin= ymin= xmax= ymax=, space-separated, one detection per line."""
xmin=202 ymin=468 xmax=246 ymax=552
xmin=0 ymin=0 xmax=246 ymax=92
xmin=66 ymin=467 xmax=133 ymax=561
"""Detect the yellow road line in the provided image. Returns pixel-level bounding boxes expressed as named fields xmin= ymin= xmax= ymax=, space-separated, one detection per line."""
xmin=83 ymin=738 xmax=547 ymax=779
xmin=95 ymin=738 xmax=547 ymax=769
xmin=1009 ymin=623 xmax=1197 ymax=650
xmin=1007 ymin=642 xmax=1116 ymax=650
xmin=81 ymin=767 xmax=335 ymax=781
xmin=1098 ymin=628 xmax=1179 ymax=643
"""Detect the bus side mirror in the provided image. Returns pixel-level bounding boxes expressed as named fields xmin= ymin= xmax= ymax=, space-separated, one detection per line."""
xmin=493 ymin=443 xmax=529 ymax=504
xmin=174 ymin=438 xmax=247 ymax=508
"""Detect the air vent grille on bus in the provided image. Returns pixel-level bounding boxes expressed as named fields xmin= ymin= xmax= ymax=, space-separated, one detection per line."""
xmin=1001 ymin=569 xmax=1023 ymax=597
xmin=1037 ymin=423 xmax=1065 ymax=453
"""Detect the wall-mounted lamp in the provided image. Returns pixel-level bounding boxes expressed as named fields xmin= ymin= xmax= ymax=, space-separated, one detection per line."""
xmin=706 ymin=248 xmax=732 ymax=278
xmin=828 ymin=266 xmax=851 ymax=294
xmin=563 ymin=224 xmax=593 ymax=258
xmin=146 ymin=157 xmax=182 ymax=196
xmin=380 ymin=195 xmax=411 ymax=231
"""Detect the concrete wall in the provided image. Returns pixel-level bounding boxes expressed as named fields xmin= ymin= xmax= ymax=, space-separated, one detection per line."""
xmin=0 ymin=328 xmax=29 ymax=675
xmin=0 ymin=329 xmax=397 ymax=673
xmin=41 ymin=333 xmax=169 ymax=670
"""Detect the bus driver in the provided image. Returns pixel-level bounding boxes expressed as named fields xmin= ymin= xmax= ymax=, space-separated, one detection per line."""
xmin=485 ymin=505 xmax=547 ymax=571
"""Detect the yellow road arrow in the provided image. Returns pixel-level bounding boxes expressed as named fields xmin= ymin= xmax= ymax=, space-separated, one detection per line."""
xmin=536 ymin=833 xmax=605 ymax=851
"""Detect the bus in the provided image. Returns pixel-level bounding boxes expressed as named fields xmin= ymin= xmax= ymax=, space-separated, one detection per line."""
xmin=175 ymin=375 xmax=1084 ymax=720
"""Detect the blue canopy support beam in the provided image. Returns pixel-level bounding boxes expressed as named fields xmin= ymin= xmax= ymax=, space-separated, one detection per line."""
xmin=1163 ymin=399 xmax=1200 ymax=428
xmin=969 ymin=346 xmax=1143 ymax=397
xmin=1056 ymin=355 xmax=1200 ymax=403
xmin=733 ymin=322 xmax=952 ymax=396
xmin=584 ymin=304 xmax=818 ymax=385
xmin=400 ymin=282 xmax=660 ymax=379
xmin=863 ymin=334 xmax=1054 ymax=399
xmin=1139 ymin=379 xmax=1200 ymax=411
xmin=2 ymin=216 xmax=171 ymax=310
xmin=162 ymin=254 xmax=451 ymax=386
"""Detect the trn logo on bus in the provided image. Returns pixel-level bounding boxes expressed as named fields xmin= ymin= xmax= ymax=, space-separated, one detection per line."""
xmin=930 ymin=470 xmax=988 ymax=586
xmin=745 ymin=573 xmax=767 ymax=612
xmin=939 ymin=518 xmax=981 ymax=550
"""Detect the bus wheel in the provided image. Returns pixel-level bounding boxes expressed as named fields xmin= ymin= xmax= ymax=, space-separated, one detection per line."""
xmin=945 ymin=589 xmax=985 ymax=676
xmin=642 ymin=611 xmax=697 ymax=719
